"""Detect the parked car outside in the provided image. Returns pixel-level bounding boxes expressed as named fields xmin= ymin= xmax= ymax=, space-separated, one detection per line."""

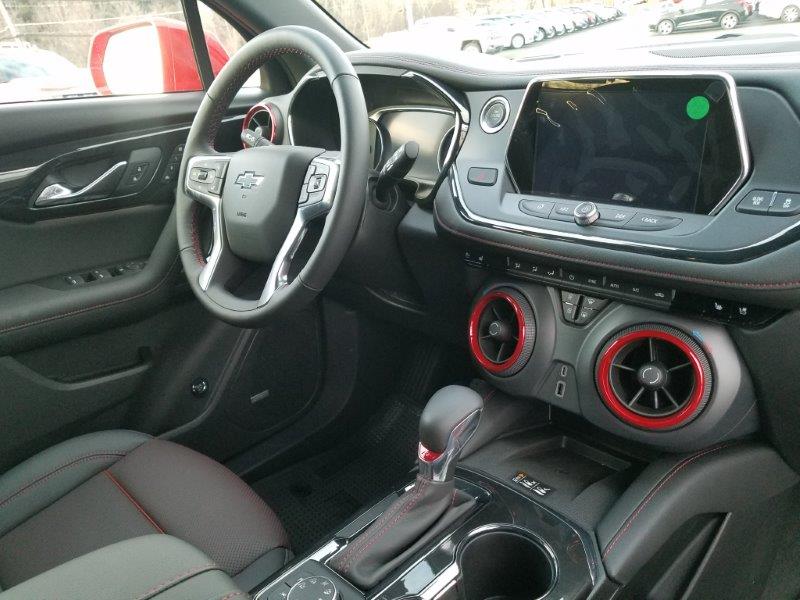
xmin=478 ymin=15 xmax=534 ymax=48
xmin=560 ymin=7 xmax=591 ymax=28
xmin=0 ymin=46 xmax=95 ymax=103
xmin=384 ymin=16 xmax=506 ymax=54
xmin=648 ymin=0 xmax=750 ymax=33
xmin=535 ymin=10 xmax=569 ymax=34
xmin=505 ymin=12 xmax=551 ymax=41
xmin=758 ymin=0 xmax=800 ymax=21
xmin=565 ymin=6 xmax=598 ymax=25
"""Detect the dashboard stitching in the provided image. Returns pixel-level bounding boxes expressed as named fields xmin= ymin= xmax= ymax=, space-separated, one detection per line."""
xmin=434 ymin=204 xmax=800 ymax=290
xmin=601 ymin=442 xmax=736 ymax=560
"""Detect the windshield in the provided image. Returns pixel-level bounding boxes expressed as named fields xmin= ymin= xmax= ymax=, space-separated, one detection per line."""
xmin=315 ymin=0 xmax=799 ymax=62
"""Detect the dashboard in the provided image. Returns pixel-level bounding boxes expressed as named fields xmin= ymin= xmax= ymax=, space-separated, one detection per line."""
xmin=240 ymin=46 xmax=800 ymax=451
xmin=262 ymin=71 xmax=459 ymax=202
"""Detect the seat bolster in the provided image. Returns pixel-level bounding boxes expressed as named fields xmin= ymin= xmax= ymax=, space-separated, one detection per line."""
xmin=0 ymin=430 xmax=150 ymax=536
xmin=0 ymin=534 xmax=242 ymax=600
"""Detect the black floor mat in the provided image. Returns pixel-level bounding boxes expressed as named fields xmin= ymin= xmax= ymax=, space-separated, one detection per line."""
xmin=251 ymin=393 xmax=422 ymax=552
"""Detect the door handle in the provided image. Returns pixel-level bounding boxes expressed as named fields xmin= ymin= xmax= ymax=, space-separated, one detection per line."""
xmin=35 ymin=161 xmax=127 ymax=207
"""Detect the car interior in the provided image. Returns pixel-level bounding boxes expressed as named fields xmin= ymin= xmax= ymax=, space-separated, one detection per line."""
xmin=0 ymin=0 xmax=799 ymax=599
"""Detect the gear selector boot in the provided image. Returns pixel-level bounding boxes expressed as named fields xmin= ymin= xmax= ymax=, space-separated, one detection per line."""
xmin=330 ymin=385 xmax=483 ymax=589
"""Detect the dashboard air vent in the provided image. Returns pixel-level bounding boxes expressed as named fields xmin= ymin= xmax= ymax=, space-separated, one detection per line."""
xmin=469 ymin=288 xmax=536 ymax=377
xmin=242 ymin=101 xmax=282 ymax=147
xmin=596 ymin=325 xmax=712 ymax=430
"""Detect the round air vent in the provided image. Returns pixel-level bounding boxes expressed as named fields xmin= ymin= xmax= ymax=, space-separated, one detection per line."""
xmin=242 ymin=101 xmax=282 ymax=147
xmin=469 ymin=288 xmax=536 ymax=377
xmin=596 ymin=325 xmax=712 ymax=430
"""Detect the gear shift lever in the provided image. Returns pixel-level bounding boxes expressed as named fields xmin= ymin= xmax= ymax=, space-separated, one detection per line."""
xmin=417 ymin=386 xmax=483 ymax=482
xmin=331 ymin=386 xmax=483 ymax=589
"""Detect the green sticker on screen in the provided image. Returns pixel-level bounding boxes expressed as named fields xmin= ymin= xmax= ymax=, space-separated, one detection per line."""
xmin=686 ymin=96 xmax=710 ymax=120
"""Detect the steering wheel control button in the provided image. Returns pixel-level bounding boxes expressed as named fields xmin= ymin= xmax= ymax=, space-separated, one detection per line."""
xmin=623 ymin=213 xmax=683 ymax=230
xmin=287 ymin=577 xmax=338 ymax=600
xmin=768 ymin=191 xmax=800 ymax=216
xmin=520 ymin=199 xmax=554 ymax=218
xmin=190 ymin=167 xmax=212 ymax=183
xmin=467 ymin=167 xmax=499 ymax=186
xmin=479 ymin=96 xmax=510 ymax=133
xmin=574 ymin=202 xmax=599 ymax=226
xmin=737 ymin=190 xmax=775 ymax=214
xmin=307 ymin=174 xmax=327 ymax=193
xmin=187 ymin=158 xmax=229 ymax=198
xmin=208 ymin=178 xmax=223 ymax=195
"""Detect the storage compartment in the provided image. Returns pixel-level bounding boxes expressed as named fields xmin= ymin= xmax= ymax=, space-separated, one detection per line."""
xmin=458 ymin=528 xmax=555 ymax=600
xmin=462 ymin=425 xmax=641 ymax=530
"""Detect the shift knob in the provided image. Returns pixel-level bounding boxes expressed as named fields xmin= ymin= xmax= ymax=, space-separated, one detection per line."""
xmin=418 ymin=385 xmax=483 ymax=482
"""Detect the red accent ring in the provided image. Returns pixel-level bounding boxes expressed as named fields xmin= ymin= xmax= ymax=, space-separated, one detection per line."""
xmin=242 ymin=102 xmax=277 ymax=145
xmin=418 ymin=443 xmax=442 ymax=463
xmin=597 ymin=329 xmax=707 ymax=430
xmin=468 ymin=290 xmax=526 ymax=374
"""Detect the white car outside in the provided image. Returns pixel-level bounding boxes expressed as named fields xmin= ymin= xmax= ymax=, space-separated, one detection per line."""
xmin=758 ymin=0 xmax=800 ymax=21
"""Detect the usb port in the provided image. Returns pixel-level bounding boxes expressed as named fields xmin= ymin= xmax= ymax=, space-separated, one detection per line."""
xmin=555 ymin=380 xmax=566 ymax=399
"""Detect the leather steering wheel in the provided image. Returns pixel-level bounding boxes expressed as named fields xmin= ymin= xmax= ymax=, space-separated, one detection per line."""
xmin=176 ymin=26 xmax=369 ymax=326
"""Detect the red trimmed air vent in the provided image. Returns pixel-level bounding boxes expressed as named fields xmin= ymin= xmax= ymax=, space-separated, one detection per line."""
xmin=242 ymin=101 xmax=281 ymax=147
xmin=469 ymin=288 xmax=536 ymax=377
xmin=596 ymin=325 xmax=712 ymax=430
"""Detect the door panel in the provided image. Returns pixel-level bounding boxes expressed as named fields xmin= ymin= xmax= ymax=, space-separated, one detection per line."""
xmin=0 ymin=89 xmax=261 ymax=354
xmin=0 ymin=87 xmax=261 ymax=462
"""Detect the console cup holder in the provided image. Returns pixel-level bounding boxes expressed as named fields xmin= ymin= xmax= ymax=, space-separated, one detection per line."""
xmin=457 ymin=527 xmax=555 ymax=600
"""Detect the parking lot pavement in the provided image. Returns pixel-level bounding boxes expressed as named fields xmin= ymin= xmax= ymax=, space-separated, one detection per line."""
xmin=498 ymin=14 xmax=799 ymax=61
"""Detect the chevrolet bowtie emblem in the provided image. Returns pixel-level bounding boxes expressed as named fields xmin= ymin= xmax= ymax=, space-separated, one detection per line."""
xmin=234 ymin=171 xmax=264 ymax=190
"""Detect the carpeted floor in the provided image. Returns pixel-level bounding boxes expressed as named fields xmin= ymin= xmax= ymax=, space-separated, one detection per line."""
xmin=251 ymin=393 xmax=422 ymax=552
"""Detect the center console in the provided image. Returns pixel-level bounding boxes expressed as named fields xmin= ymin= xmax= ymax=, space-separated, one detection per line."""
xmin=250 ymin=386 xmax=600 ymax=600
xmin=252 ymin=474 xmax=595 ymax=600
xmin=246 ymin=383 xmax=796 ymax=600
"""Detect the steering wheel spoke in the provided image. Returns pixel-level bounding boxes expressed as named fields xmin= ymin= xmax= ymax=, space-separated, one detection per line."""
xmin=260 ymin=153 xmax=341 ymax=305
xmin=197 ymin=205 xmax=240 ymax=292
xmin=183 ymin=154 xmax=236 ymax=292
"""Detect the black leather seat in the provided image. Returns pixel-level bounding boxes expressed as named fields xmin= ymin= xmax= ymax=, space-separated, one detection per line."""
xmin=0 ymin=430 xmax=290 ymax=592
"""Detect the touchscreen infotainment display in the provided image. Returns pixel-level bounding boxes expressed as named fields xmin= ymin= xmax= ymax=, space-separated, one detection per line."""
xmin=506 ymin=77 xmax=744 ymax=214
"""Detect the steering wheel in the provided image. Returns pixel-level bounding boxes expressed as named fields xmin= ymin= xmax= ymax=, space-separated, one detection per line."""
xmin=176 ymin=26 xmax=369 ymax=326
